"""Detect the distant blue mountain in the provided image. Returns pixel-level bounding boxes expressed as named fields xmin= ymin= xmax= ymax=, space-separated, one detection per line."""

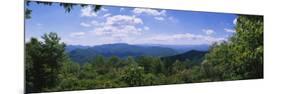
xmin=67 ymin=43 xmax=178 ymax=63
xmin=65 ymin=45 xmax=90 ymax=52
xmin=138 ymin=44 xmax=209 ymax=53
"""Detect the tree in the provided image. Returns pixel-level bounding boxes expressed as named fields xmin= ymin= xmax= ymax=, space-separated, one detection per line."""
xmin=143 ymin=73 xmax=158 ymax=85
xmin=25 ymin=38 xmax=41 ymax=92
xmin=121 ymin=64 xmax=146 ymax=86
xmin=200 ymin=60 xmax=221 ymax=81
xmin=60 ymin=61 xmax=80 ymax=78
xmin=204 ymin=42 xmax=237 ymax=80
xmin=25 ymin=32 xmax=66 ymax=93
xmin=108 ymin=56 xmax=120 ymax=66
xmin=57 ymin=76 xmax=82 ymax=91
xmin=79 ymin=63 xmax=97 ymax=79
xmin=90 ymin=55 xmax=108 ymax=75
xmin=137 ymin=56 xmax=158 ymax=73
xmin=231 ymin=15 xmax=263 ymax=79
xmin=41 ymin=32 xmax=66 ymax=89
xmin=154 ymin=58 xmax=166 ymax=74
xmin=205 ymin=15 xmax=263 ymax=80
xmin=171 ymin=60 xmax=185 ymax=74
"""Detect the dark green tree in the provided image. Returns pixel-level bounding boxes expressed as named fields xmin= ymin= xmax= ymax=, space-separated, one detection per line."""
xmin=25 ymin=38 xmax=41 ymax=92
xmin=154 ymin=58 xmax=166 ymax=74
xmin=205 ymin=15 xmax=263 ymax=80
xmin=60 ymin=61 xmax=80 ymax=78
xmin=79 ymin=63 xmax=97 ymax=79
xmin=90 ymin=55 xmax=108 ymax=75
xmin=143 ymin=73 xmax=158 ymax=85
xmin=121 ymin=64 xmax=146 ymax=87
xmin=25 ymin=32 xmax=66 ymax=93
xmin=171 ymin=60 xmax=185 ymax=74
xmin=108 ymin=56 xmax=120 ymax=67
xmin=231 ymin=15 xmax=263 ymax=79
xmin=137 ymin=56 xmax=159 ymax=73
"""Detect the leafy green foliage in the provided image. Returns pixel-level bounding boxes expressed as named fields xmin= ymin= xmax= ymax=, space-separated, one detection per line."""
xmin=26 ymin=32 xmax=66 ymax=93
xmin=121 ymin=64 xmax=146 ymax=86
xmin=204 ymin=15 xmax=263 ymax=80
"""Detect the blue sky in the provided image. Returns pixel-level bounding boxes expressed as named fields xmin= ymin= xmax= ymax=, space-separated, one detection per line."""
xmin=25 ymin=2 xmax=237 ymax=46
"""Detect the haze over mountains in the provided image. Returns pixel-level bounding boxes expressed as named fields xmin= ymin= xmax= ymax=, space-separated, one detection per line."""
xmin=66 ymin=43 xmax=209 ymax=63
xmin=66 ymin=43 xmax=209 ymax=53
xmin=138 ymin=44 xmax=209 ymax=53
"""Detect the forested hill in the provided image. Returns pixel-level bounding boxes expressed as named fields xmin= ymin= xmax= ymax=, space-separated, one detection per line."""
xmin=139 ymin=44 xmax=209 ymax=53
xmin=161 ymin=50 xmax=208 ymax=64
xmin=65 ymin=45 xmax=90 ymax=52
xmin=68 ymin=43 xmax=178 ymax=63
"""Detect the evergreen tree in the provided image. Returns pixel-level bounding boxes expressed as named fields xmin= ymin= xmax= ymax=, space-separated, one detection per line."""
xmin=26 ymin=32 xmax=66 ymax=93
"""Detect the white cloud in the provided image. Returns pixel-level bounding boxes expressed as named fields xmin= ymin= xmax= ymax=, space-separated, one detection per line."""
xmin=224 ymin=28 xmax=236 ymax=33
xmin=132 ymin=8 xmax=168 ymax=21
xmin=80 ymin=22 xmax=91 ymax=27
xmin=168 ymin=16 xmax=179 ymax=23
xmin=233 ymin=17 xmax=237 ymax=25
xmin=80 ymin=7 xmax=109 ymax=17
xmin=103 ymin=13 xmax=111 ymax=17
xmin=120 ymin=8 xmax=125 ymax=11
xmin=105 ymin=15 xmax=143 ymax=25
xmin=94 ymin=25 xmax=142 ymax=36
xmin=81 ymin=6 xmax=98 ymax=17
xmin=144 ymin=26 xmax=150 ymax=31
xmin=202 ymin=29 xmax=215 ymax=35
xmin=92 ymin=15 xmax=144 ymax=41
xmin=132 ymin=8 xmax=166 ymax=16
xmin=91 ymin=20 xmax=103 ymax=26
xmin=137 ymin=28 xmax=142 ymax=31
xmin=138 ymin=33 xmax=226 ymax=45
xmin=70 ymin=32 xmax=86 ymax=37
xmin=100 ymin=8 xmax=108 ymax=12
xmin=154 ymin=17 xmax=165 ymax=21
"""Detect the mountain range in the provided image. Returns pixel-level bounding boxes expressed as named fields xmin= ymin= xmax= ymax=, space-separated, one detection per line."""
xmin=138 ymin=44 xmax=209 ymax=53
xmin=66 ymin=43 xmax=209 ymax=63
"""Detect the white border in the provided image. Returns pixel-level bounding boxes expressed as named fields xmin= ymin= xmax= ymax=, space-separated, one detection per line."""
xmin=31 ymin=0 xmax=265 ymax=15
xmin=1 ymin=0 xmax=281 ymax=94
